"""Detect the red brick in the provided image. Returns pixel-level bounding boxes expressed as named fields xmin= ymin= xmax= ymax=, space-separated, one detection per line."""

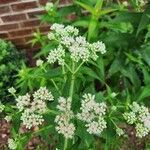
xmin=20 ymin=19 xmax=40 ymax=28
xmin=2 ymin=14 xmax=27 ymax=22
xmin=25 ymin=36 xmax=34 ymax=43
xmin=0 ymin=23 xmax=19 ymax=31
xmin=39 ymin=0 xmax=48 ymax=5
xmin=0 ymin=0 xmax=19 ymax=4
xmin=0 ymin=6 xmax=10 ymax=15
xmin=39 ymin=0 xmax=72 ymax=5
xmin=38 ymin=25 xmax=50 ymax=32
xmin=10 ymin=37 xmax=26 ymax=45
xmin=0 ymin=32 xmax=9 ymax=38
xmin=11 ymin=1 xmax=38 ymax=12
xmin=9 ymin=29 xmax=33 ymax=37
xmin=27 ymin=10 xmax=45 ymax=18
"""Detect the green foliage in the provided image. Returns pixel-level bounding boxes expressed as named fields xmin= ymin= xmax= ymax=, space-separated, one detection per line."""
xmin=0 ymin=39 xmax=25 ymax=102
xmin=1 ymin=0 xmax=150 ymax=150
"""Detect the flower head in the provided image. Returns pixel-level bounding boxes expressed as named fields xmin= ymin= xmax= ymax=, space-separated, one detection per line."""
xmin=8 ymin=87 xmax=16 ymax=94
xmin=77 ymin=93 xmax=107 ymax=135
xmin=47 ymin=24 xmax=106 ymax=64
xmin=15 ymin=87 xmax=53 ymax=129
xmin=5 ymin=115 xmax=12 ymax=122
xmin=116 ymin=128 xmax=124 ymax=136
xmin=45 ymin=2 xmax=54 ymax=12
xmin=123 ymin=102 xmax=150 ymax=138
xmin=55 ymin=97 xmax=75 ymax=139
xmin=8 ymin=138 xmax=17 ymax=150
xmin=36 ymin=59 xmax=43 ymax=67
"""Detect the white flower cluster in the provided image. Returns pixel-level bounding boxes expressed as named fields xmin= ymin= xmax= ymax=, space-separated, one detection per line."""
xmin=36 ymin=59 xmax=43 ymax=67
xmin=15 ymin=87 xmax=53 ymax=129
xmin=21 ymin=109 xmax=44 ymax=129
xmin=8 ymin=138 xmax=17 ymax=150
xmin=47 ymin=45 xmax=65 ymax=65
xmin=47 ymin=24 xmax=106 ymax=64
xmin=116 ymin=128 xmax=124 ymax=136
xmin=45 ymin=2 xmax=54 ymax=12
xmin=33 ymin=87 xmax=54 ymax=101
xmin=123 ymin=102 xmax=150 ymax=138
xmin=5 ymin=115 xmax=12 ymax=122
xmin=55 ymin=97 xmax=75 ymax=139
xmin=77 ymin=93 xmax=107 ymax=135
xmin=0 ymin=102 xmax=5 ymax=113
xmin=8 ymin=87 xmax=16 ymax=94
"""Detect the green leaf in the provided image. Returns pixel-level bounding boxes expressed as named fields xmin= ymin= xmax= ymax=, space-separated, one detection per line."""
xmin=142 ymin=67 xmax=150 ymax=85
xmin=125 ymin=52 xmax=142 ymax=64
xmin=81 ymin=66 xmax=100 ymax=80
xmin=137 ymin=86 xmax=150 ymax=101
xmin=95 ymin=0 xmax=103 ymax=12
xmin=136 ymin=4 xmax=150 ymax=35
xmin=73 ymin=20 xmax=89 ymax=27
xmin=88 ymin=17 xmax=98 ymax=41
xmin=141 ymin=45 xmax=150 ymax=66
xmin=121 ymin=64 xmax=141 ymax=89
xmin=99 ymin=8 xmax=118 ymax=17
xmin=75 ymin=1 xmax=95 ymax=14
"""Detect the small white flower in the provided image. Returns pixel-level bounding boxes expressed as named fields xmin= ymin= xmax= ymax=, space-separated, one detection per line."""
xmin=116 ymin=128 xmax=124 ymax=136
xmin=16 ymin=93 xmax=31 ymax=111
xmin=123 ymin=112 xmax=137 ymax=124
xmin=33 ymin=87 xmax=54 ymax=101
xmin=136 ymin=123 xmax=149 ymax=138
xmin=47 ymin=45 xmax=65 ymax=65
xmin=5 ymin=116 xmax=12 ymax=122
xmin=45 ymin=2 xmax=54 ymax=12
xmin=36 ymin=59 xmax=43 ymax=67
xmin=111 ymin=92 xmax=117 ymax=98
xmin=142 ymin=115 xmax=150 ymax=129
xmin=8 ymin=138 xmax=17 ymax=150
xmin=122 ymin=1 xmax=128 ymax=6
xmin=0 ymin=102 xmax=5 ymax=113
xmin=8 ymin=87 xmax=16 ymax=94
xmin=48 ymin=32 xmax=55 ymax=40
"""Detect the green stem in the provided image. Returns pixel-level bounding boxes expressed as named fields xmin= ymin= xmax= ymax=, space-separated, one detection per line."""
xmin=74 ymin=61 xmax=84 ymax=74
xmin=51 ymin=79 xmax=61 ymax=95
xmin=64 ymin=62 xmax=73 ymax=73
xmin=63 ymin=62 xmax=75 ymax=150
xmin=63 ymin=138 xmax=68 ymax=150
xmin=69 ymin=62 xmax=75 ymax=100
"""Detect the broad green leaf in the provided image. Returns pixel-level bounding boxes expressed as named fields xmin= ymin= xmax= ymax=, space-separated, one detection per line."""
xmin=137 ymin=86 xmax=150 ymax=101
xmin=73 ymin=20 xmax=89 ymax=27
xmin=136 ymin=4 xmax=150 ymax=35
xmin=121 ymin=64 xmax=141 ymax=89
xmin=95 ymin=0 xmax=103 ymax=12
xmin=75 ymin=1 xmax=95 ymax=14
xmin=142 ymin=67 xmax=150 ymax=85
xmin=88 ymin=17 xmax=98 ymax=41
xmin=141 ymin=44 xmax=150 ymax=66
xmin=125 ymin=52 xmax=142 ymax=64
xmin=99 ymin=8 xmax=118 ymax=17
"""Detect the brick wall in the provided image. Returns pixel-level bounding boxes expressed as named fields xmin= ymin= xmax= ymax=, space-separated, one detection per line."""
xmin=0 ymin=0 xmax=71 ymax=50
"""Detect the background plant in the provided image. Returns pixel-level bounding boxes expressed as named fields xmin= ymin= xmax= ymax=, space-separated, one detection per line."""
xmin=0 ymin=39 xmax=25 ymax=102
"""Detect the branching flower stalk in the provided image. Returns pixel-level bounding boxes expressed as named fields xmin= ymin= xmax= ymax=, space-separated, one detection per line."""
xmin=46 ymin=23 xmax=106 ymax=150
